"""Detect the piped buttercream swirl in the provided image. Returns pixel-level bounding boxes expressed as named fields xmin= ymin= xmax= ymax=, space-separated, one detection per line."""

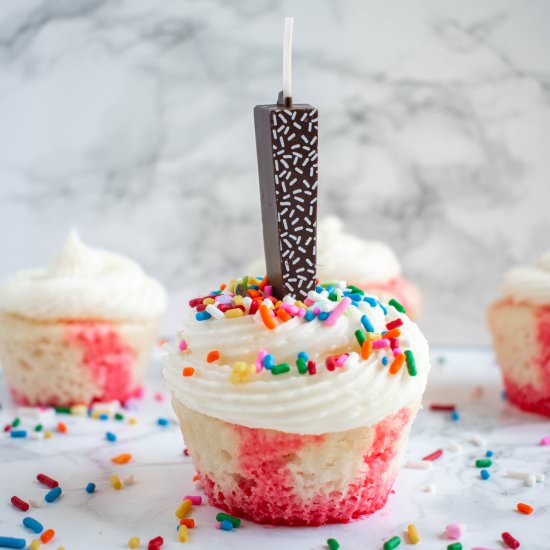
xmin=501 ymin=251 xmax=550 ymax=306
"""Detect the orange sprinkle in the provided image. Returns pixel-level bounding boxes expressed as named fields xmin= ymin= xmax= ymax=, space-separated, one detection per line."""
xmin=57 ymin=422 xmax=67 ymax=433
xmin=259 ymin=305 xmax=277 ymax=330
xmin=158 ymin=338 xmax=167 ymax=346
xmin=206 ymin=350 xmax=220 ymax=363
xmin=112 ymin=453 xmax=132 ymax=464
xmin=517 ymin=502 xmax=534 ymax=515
xmin=180 ymin=518 xmax=195 ymax=528
xmin=384 ymin=328 xmax=401 ymax=339
xmin=248 ymin=289 xmax=261 ymax=298
xmin=276 ymin=309 xmax=291 ymax=322
xmin=40 ymin=529 xmax=55 ymax=543
xmin=192 ymin=474 xmax=201 ymax=481
xmin=182 ymin=367 xmax=195 ymax=377
xmin=389 ymin=354 xmax=406 ymax=375
xmin=258 ymin=276 xmax=268 ymax=290
xmin=220 ymin=283 xmax=227 ymax=291
xmin=361 ymin=340 xmax=373 ymax=360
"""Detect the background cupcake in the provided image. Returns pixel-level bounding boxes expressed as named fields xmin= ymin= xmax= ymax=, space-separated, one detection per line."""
xmin=164 ymin=276 xmax=430 ymax=525
xmin=248 ymin=216 xmax=421 ymax=318
xmin=0 ymin=230 xmax=166 ymax=407
xmin=488 ymin=251 xmax=550 ymax=417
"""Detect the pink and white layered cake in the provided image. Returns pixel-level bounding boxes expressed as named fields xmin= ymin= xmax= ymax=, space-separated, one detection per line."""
xmin=164 ymin=276 xmax=430 ymax=525
xmin=488 ymin=252 xmax=550 ymax=417
xmin=0 ymin=231 xmax=166 ymax=406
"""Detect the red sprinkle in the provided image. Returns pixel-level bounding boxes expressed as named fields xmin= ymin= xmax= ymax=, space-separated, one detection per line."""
xmin=502 ymin=532 xmax=520 ymax=548
xmin=195 ymin=303 xmax=207 ymax=312
xmin=429 ymin=404 xmax=456 ymax=412
xmin=37 ymin=473 xmax=59 ymax=488
xmin=386 ymin=318 xmax=403 ymax=330
xmin=148 ymin=536 xmax=164 ymax=549
xmin=307 ymin=360 xmax=317 ymax=375
xmin=325 ymin=356 xmax=337 ymax=371
xmin=10 ymin=496 xmax=29 ymax=511
xmin=4 ymin=424 xmax=11 ymax=432
xmin=57 ymin=422 xmax=67 ymax=433
xmin=183 ymin=448 xmax=190 ymax=456
xmin=249 ymin=299 xmax=260 ymax=315
xmin=422 ymin=449 xmax=443 ymax=461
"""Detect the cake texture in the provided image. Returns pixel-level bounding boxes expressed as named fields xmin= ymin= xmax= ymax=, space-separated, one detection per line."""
xmin=488 ymin=252 xmax=550 ymax=417
xmin=0 ymin=231 xmax=166 ymax=406
xmin=247 ymin=216 xmax=421 ymax=318
xmin=164 ymin=276 xmax=430 ymax=525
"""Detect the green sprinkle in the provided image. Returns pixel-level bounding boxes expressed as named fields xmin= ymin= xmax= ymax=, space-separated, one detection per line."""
xmin=11 ymin=417 xmax=20 ymax=427
xmin=271 ymin=363 xmax=291 ymax=375
xmin=216 ymin=512 xmax=240 ymax=527
xmin=475 ymin=458 xmax=492 ymax=468
xmin=55 ymin=406 xmax=71 ymax=414
xmin=404 ymin=350 xmax=417 ymax=376
xmin=34 ymin=424 xmax=43 ymax=432
xmin=328 ymin=292 xmax=339 ymax=302
xmin=348 ymin=285 xmax=364 ymax=295
xmin=354 ymin=329 xmax=366 ymax=346
xmin=327 ymin=538 xmax=340 ymax=550
xmin=447 ymin=544 xmax=462 ymax=550
xmin=384 ymin=536 xmax=401 ymax=550
xmin=114 ymin=413 xmax=124 ymax=421
xmin=388 ymin=298 xmax=406 ymax=314
xmin=296 ymin=358 xmax=308 ymax=375
xmin=320 ymin=280 xmax=338 ymax=288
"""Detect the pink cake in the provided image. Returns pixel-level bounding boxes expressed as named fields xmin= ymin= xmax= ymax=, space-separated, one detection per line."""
xmin=0 ymin=231 xmax=166 ymax=406
xmin=488 ymin=254 xmax=550 ymax=416
xmin=164 ymin=276 xmax=430 ymax=525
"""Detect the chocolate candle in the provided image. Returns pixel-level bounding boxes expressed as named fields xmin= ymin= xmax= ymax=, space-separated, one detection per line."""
xmin=254 ymin=18 xmax=318 ymax=301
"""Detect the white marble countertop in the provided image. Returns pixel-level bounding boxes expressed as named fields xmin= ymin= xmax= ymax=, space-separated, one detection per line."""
xmin=0 ymin=347 xmax=548 ymax=550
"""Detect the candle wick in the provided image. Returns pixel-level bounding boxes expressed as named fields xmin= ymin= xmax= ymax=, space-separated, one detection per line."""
xmin=282 ymin=16 xmax=294 ymax=103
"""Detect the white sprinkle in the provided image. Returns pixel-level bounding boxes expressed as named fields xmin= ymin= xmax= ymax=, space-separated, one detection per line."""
xmin=405 ymin=460 xmax=433 ymax=470
xmin=469 ymin=434 xmax=485 ymax=447
xmin=206 ymin=304 xmax=224 ymax=320
xmin=447 ymin=440 xmax=463 ymax=452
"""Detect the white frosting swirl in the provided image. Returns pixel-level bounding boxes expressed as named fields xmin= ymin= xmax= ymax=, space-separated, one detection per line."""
xmin=501 ymin=251 xmax=550 ymax=306
xmin=164 ymin=293 xmax=429 ymax=434
xmin=247 ymin=216 xmax=402 ymax=283
xmin=0 ymin=230 xmax=166 ymax=321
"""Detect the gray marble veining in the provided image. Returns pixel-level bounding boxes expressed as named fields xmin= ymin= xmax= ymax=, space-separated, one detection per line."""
xmin=0 ymin=0 xmax=549 ymax=344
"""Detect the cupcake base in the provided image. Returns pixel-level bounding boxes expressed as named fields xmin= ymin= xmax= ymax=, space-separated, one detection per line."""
xmin=0 ymin=313 xmax=159 ymax=407
xmin=173 ymin=399 xmax=418 ymax=526
xmin=488 ymin=299 xmax=550 ymax=417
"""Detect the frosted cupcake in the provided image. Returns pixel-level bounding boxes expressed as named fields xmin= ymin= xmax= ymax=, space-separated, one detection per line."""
xmin=164 ymin=276 xmax=430 ymax=525
xmin=488 ymin=252 xmax=550 ymax=416
xmin=248 ymin=216 xmax=421 ymax=318
xmin=0 ymin=231 xmax=166 ymax=406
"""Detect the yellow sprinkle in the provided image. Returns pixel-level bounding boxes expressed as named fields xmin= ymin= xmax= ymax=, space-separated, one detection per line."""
xmin=128 ymin=536 xmax=140 ymax=548
xmin=110 ymin=475 xmax=123 ymax=490
xmin=225 ymin=308 xmax=244 ymax=318
xmin=294 ymin=300 xmax=307 ymax=308
xmin=407 ymin=523 xmax=420 ymax=544
xmin=128 ymin=417 xmax=138 ymax=425
xmin=203 ymin=297 xmax=215 ymax=305
xmin=233 ymin=295 xmax=244 ymax=306
xmin=175 ymin=498 xmax=193 ymax=519
xmin=275 ymin=300 xmax=282 ymax=307
xmin=178 ymin=524 xmax=189 ymax=542
xmin=366 ymin=332 xmax=382 ymax=341
xmin=70 ymin=404 xmax=87 ymax=416
xmin=230 ymin=362 xmax=255 ymax=384
xmin=44 ymin=431 xmax=53 ymax=439
xmin=30 ymin=540 xmax=41 ymax=550
xmin=57 ymin=547 xmax=65 ymax=550
xmin=229 ymin=279 xmax=237 ymax=292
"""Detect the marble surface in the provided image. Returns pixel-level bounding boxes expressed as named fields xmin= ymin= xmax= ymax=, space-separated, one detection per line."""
xmin=1 ymin=1 xmax=550 ymax=346
xmin=0 ymin=347 xmax=548 ymax=549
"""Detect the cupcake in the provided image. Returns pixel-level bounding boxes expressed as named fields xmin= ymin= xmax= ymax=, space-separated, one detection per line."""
xmin=0 ymin=230 xmax=166 ymax=407
xmin=248 ymin=216 xmax=421 ymax=318
xmin=488 ymin=252 xmax=550 ymax=416
xmin=164 ymin=276 xmax=430 ymax=525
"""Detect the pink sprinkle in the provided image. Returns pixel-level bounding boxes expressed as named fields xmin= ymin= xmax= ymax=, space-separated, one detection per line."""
xmin=304 ymin=298 xmax=314 ymax=306
xmin=263 ymin=285 xmax=272 ymax=297
xmin=445 ymin=523 xmax=465 ymax=540
xmin=279 ymin=303 xmax=299 ymax=315
xmin=372 ymin=338 xmax=390 ymax=349
xmin=183 ymin=495 xmax=202 ymax=505
xmin=324 ymin=297 xmax=352 ymax=326
xmin=178 ymin=340 xmax=188 ymax=351
xmin=540 ymin=436 xmax=550 ymax=446
xmin=335 ymin=354 xmax=349 ymax=366
xmin=154 ymin=392 xmax=164 ymax=402
xmin=393 ymin=348 xmax=403 ymax=356
xmin=215 ymin=522 xmax=222 ymax=530
xmin=255 ymin=349 xmax=267 ymax=372
xmin=313 ymin=307 xmax=321 ymax=315
xmin=296 ymin=308 xmax=306 ymax=318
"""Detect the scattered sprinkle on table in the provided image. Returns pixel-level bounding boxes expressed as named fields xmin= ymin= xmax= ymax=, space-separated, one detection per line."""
xmin=110 ymin=475 xmax=123 ymax=490
xmin=85 ymin=482 xmax=96 ymax=494
xmin=445 ymin=523 xmax=464 ymax=539
xmin=175 ymin=499 xmax=192 ymax=519
xmin=22 ymin=517 xmax=43 ymax=534
xmin=215 ymin=513 xmax=240 ymax=528
xmin=480 ymin=469 xmax=490 ymax=480
xmin=327 ymin=538 xmax=340 ymax=550
xmin=10 ymin=496 xmax=29 ymax=512
xmin=0 ymin=537 xmax=26 ymax=549
xmin=36 ymin=474 xmax=58 ymax=488
xmin=501 ymin=532 xmax=520 ymax=549
xmin=112 ymin=453 xmax=132 ymax=464
xmin=407 ymin=524 xmax=420 ymax=544
xmin=44 ymin=487 xmax=62 ymax=503
xmin=422 ymin=448 xmax=443 ymax=461
xmin=383 ymin=535 xmax=401 ymax=549
xmin=105 ymin=432 xmax=117 ymax=442
xmin=40 ymin=530 xmax=54 ymax=543
xmin=516 ymin=502 xmax=533 ymax=515
xmin=447 ymin=544 xmax=462 ymax=550
xmin=156 ymin=418 xmax=169 ymax=427
xmin=128 ymin=536 xmax=140 ymax=548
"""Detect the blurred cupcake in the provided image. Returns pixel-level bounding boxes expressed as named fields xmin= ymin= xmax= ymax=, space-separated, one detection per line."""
xmin=164 ymin=276 xmax=430 ymax=525
xmin=0 ymin=231 xmax=166 ymax=406
xmin=248 ymin=216 xmax=421 ymax=318
xmin=488 ymin=252 xmax=550 ymax=417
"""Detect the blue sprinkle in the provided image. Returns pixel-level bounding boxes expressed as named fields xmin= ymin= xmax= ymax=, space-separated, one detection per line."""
xmin=10 ymin=430 xmax=27 ymax=439
xmin=347 ymin=293 xmax=363 ymax=302
xmin=363 ymin=296 xmax=377 ymax=307
xmin=0 ymin=537 xmax=26 ymax=549
xmin=486 ymin=450 xmax=494 ymax=457
xmin=318 ymin=312 xmax=329 ymax=321
xmin=304 ymin=310 xmax=316 ymax=321
xmin=105 ymin=432 xmax=117 ymax=442
xmin=361 ymin=314 xmax=375 ymax=333
xmin=22 ymin=517 xmax=43 ymax=534
xmin=157 ymin=418 xmax=170 ymax=427
xmin=297 ymin=351 xmax=308 ymax=362
xmin=85 ymin=482 xmax=96 ymax=494
xmin=381 ymin=357 xmax=389 ymax=366
xmin=315 ymin=285 xmax=323 ymax=293
xmin=326 ymin=286 xmax=335 ymax=294
xmin=220 ymin=519 xmax=234 ymax=531
xmin=98 ymin=413 xmax=109 ymax=421
xmin=44 ymin=486 xmax=62 ymax=503
xmin=378 ymin=301 xmax=388 ymax=315
xmin=451 ymin=410 xmax=460 ymax=422
xmin=263 ymin=354 xmax=275 ymax=369
xmin=501 ymin=390 xmax=508 ymax=400
xmin=351 ymin=300 xmax=361 ymax=308
xmin=195 ymin=311 xmax=212 ymax=321
xmin=249 ymin=285 xmax=259 ymax=290
xmin=480 ymin=469 xmax=490 ymax=480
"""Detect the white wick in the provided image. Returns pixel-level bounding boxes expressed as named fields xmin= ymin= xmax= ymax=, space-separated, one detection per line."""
xmin=282 ymin=17 xmax=294 ymax=100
